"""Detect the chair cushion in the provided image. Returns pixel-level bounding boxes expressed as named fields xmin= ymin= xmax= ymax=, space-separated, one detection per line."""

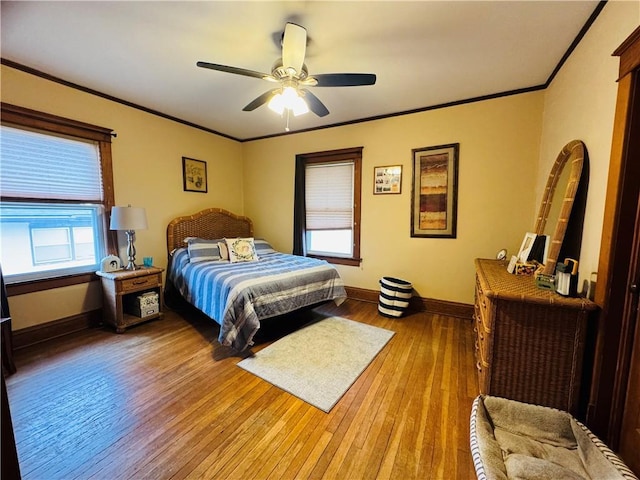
xmin=470 ymin=395 xmax=638 ymax=480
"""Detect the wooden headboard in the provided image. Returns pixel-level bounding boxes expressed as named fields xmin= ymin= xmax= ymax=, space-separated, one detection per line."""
xmin=166 ymin=208 xmax=254 ymax=255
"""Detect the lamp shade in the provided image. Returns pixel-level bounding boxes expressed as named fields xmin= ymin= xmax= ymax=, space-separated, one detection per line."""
xmin=110 ymin=206 xmax=148 ymax=231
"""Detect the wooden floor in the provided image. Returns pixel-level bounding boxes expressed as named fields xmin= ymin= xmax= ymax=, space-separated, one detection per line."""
xmin=5 ymin=299 xmax=478 ymax=480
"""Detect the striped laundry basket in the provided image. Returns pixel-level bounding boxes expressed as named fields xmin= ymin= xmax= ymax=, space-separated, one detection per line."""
xmin=378 ymin=277 xmax=413 ymax=318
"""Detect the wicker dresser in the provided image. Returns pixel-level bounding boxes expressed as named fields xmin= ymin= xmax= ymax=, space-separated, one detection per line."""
xmin=474 ymin=258 xmax=598 ymax=414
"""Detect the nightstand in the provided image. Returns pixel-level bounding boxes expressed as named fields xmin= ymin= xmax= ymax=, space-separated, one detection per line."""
xmin=96 ymin=267 xmax=164 ymax=332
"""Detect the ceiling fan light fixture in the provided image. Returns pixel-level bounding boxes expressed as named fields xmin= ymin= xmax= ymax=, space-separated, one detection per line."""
xmin=198 ymin=22 xmax=375 ymax=122
xmin=268 ymin=86 xmax=309 ymax=116
xmin=268 ymin=93 xmax=285 ymax=115
xmin=291 ymin=96 xmax=309 ymax=116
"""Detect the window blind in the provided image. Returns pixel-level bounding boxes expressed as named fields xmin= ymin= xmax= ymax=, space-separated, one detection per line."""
xmin=0 ymin=125 xmax=103 ymax=201
xmin=305 ymin=161 xmax=354 ymax=230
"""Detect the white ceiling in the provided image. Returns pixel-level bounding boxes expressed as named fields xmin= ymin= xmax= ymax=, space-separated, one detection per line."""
xmin=1 ymin=1 xmax=601 ymax=141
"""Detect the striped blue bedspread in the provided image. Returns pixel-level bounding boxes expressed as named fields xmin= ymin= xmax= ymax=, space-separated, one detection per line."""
xmin=169 ymin=247 xmax=347 ymax=351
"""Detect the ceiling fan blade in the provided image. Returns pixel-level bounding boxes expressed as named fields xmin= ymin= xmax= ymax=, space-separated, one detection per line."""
xmin=282 ymin=23 xmax=307 ymax=75
xmin=311 ymin=73 xmax=377 ymax=87
xmin=300 ymin=89 xmax=329 ymax=117
xmin=196 ymin=61 xmax=274 ymax=81
xmin=242 ymin=89 xmax=280 ymax=111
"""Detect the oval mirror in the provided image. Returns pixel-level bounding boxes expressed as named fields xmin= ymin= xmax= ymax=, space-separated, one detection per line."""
xmin=534 ymin=140 xmax=585 ymax=276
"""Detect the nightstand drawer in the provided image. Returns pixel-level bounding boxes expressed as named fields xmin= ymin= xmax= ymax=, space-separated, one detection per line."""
xmin=120 ymin=274 xmax=160 ymax=292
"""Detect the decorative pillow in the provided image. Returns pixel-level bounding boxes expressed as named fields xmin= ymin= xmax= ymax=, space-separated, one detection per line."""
xmin=187 ymin=238 xmax=222 ymax=263
xmin=218 ymin=241 xmax=229 ymax=261
xmin=225 ymin=237 xmax=259 ymax=263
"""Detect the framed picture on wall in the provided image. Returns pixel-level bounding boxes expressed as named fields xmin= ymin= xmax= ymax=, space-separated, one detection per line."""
xmin=411 ymin=143 xmax=459 ymax=238
xmin=182 ymin=157 xmax=207 ymax=193
xmin=374 ymin=165 xmax=402 ymax=194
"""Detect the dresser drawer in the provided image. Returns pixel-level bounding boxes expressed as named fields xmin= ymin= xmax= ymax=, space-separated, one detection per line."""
xmin=476 ymin=352 xmax=489 ymax=393
xmin=475 ymin=322 xmax=491 ymax=394
xmin=120 ymin=274 xmax=160 ymax=293
xmin=477 ymin=324 xmax=489 ymax=365
xmin=473 ymin=308 xmax=491 ymax=386
xmin=473 ymin=322 xmax=481 ymax=361
xmin=475 ymin=279 xmax=490 ymax=329
xmin=474 ymin=275 xmax=492 ymax=394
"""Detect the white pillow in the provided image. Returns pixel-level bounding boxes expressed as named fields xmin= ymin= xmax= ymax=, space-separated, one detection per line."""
xmin=218 ymin=241 xmax=229 ymax=260
xmin=225 ymin=237 xmax=259 ymax=263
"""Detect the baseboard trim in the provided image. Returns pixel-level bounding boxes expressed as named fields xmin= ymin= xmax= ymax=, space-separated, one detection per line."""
xmin=11 ymin=288 xmax=473 ymax=349
xmin=344 ymin=286 xmax=380 ymax=304
xmin=344 ymin=286 xmax=473 ymax=320
xmin=13 ymin=310 xmax=102 ymax=350
xmin=419 ymin=297 xmax=474 ymax=319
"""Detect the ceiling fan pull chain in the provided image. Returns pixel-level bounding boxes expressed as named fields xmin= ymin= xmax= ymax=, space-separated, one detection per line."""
xmin=285 ymin=109 xmax=291 ymax=132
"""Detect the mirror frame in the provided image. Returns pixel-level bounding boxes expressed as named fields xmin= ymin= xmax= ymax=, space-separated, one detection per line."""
xmin=534 ymin=140 xmax=585 ymax=276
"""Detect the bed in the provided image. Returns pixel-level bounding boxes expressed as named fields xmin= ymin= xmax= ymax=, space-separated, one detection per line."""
xmin=166 ymin=208 xmax=347 ymax=351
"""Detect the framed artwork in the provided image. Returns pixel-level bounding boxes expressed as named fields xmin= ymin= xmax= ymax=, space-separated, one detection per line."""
xmin=374 ymin=165 xmax=402 ymax=194
xmin=411 ymin=143 xmax=459 ymax=238
xmin=182 ymin=157 xmax=207 ymax=193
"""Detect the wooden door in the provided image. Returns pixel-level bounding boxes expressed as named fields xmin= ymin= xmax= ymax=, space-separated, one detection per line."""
xmin=618 ymin=193 xmax=640 ymax=473
xmin=589 ymin=27 xmax=640 ymax=461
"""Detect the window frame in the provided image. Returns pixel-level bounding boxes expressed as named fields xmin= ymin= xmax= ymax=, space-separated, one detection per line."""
xmin=1 ymin=102 xmax=116 ymax=295
xmin=294 ymin=147 xmax=362 ymax=266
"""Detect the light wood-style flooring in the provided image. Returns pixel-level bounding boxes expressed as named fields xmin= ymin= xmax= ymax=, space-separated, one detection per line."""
xmin=5 ymin=299 xmax=478 ymax=479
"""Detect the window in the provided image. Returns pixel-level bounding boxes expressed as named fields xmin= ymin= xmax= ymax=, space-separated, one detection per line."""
xmin=0 ymin=103 xmax=115 ymax=288
xmin=293 ymin=147 xmax=362 ymax=266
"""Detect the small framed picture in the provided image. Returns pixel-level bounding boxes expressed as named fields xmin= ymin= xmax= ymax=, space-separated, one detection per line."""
xmin=182 ymin=157 xmax=207 ymax=193
xmin=374 ymin=165 xmax=402 ymax=194
xmin=517 ymin=232 xmax=537 ymax=263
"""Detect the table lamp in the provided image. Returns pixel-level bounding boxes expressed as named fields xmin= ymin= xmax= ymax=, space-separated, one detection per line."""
xmin=110 ymin=205 xmax=148 ymax=270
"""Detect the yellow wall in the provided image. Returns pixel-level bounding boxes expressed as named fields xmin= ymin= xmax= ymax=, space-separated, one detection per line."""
xmin=2 ymin=0 xmax=636 ymax=329
xmin=536 ymin=0 xmax=639 ymax=294
xmin=242 ymin=93 xmax=544 ymax=303
xmin=1 ymin=66 xmax=245 ymax=329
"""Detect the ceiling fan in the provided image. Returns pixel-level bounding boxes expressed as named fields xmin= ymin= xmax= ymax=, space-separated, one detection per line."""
xmin=196 ymin=23 xmax=376 ymax=119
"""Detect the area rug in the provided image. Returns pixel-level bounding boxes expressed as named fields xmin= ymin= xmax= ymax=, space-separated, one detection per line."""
xmin=237 ymin=316 xmax=395 ymax=412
